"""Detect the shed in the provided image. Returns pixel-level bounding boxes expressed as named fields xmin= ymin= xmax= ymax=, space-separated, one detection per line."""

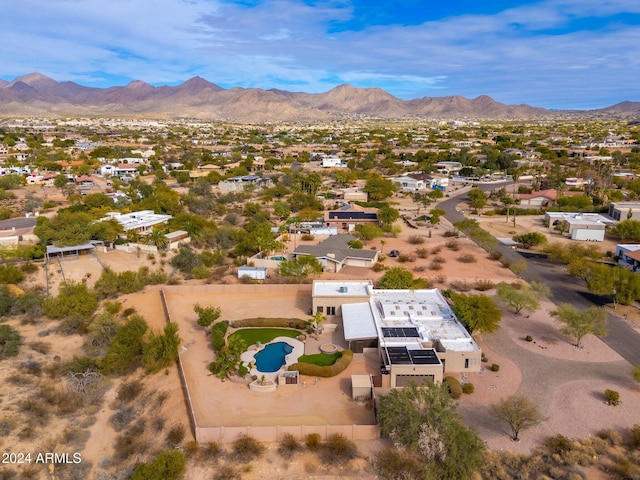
xmin=238 ymin=266 xmax=268 ymax=280
xmin=351 ymin=375 xmax=372 ymax=401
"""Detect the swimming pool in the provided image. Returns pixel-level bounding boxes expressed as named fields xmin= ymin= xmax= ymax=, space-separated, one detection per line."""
xmin=254 ymin=342 xmax=293 ymax=373
xmin=270 ymin=256 xmax=286 ymax=261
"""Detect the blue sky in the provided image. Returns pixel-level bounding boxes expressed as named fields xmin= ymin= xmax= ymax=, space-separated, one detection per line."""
xmin=1 ymin=0 xmax=639 ymax=109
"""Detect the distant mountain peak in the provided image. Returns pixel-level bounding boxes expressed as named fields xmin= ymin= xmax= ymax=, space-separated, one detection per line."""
xmin=8 ymin=72 xmax=57 ymax=89
xmin=125 ymin=80 xmax=152 ymax=89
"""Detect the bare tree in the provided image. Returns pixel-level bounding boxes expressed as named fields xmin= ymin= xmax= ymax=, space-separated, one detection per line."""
xmin=489 ymin=394 xmax=547 ymax=441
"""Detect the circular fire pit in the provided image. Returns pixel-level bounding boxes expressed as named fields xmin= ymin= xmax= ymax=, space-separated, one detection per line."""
xmin=320 ymin=343 xmax=339 ymax=354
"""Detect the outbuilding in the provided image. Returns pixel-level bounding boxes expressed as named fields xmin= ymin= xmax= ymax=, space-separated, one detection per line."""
xmin=238 ymin=266 xmax=268 ymax=280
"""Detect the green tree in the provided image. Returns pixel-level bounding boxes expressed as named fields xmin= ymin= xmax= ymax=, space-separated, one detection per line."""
xmin=496 ymin=283 xmax=540 ymax=315
xmin=43 ymin=281 xmax=99 ymax=320
xmin=279 ymin=255 xmax=323 ymax=280
xmin=130 ymin=449 xmax=186 ymax=480
xmin=377 ymin=206 xmax=400 ymax=229
xmin=467 ymin=188 xmax=487 ymax=209
xmin=587 ymin=264 xmax=640 ymax=307
xmin=102 ymin=314 xmax=149 ymax=375
xmin=377 ymin=267 xmax=428 ymax=290
xmin=194 ymin=304 xmax=222 ymax=327
xmin=54 ymin=174 xmax=69 ymax=189
xmin=356 ymin=223 xmax=383 ymax=241
xmin=209 ymin=335 xmax=247 ymax=379
xmin=377 ymin=381 xmax=484 ymax=479
xmin=513 ymin=232 xmax=547 ymax=249
xmin=552 ymin=303 xmax=607 ymax=348
xmin=0 ymin=324 xmax=21 ymax=360
xmin=489 ymin=394 xmax=546 ymax=441
xmin=364 ymin=174 xmax=395 ymax=200
xmin=609 ymin=219 xmax=640 ymax=242
xmin=449 ymin=291 xmax=502 ymax=334
xmin=143 ymin=322 xmax=181 ymax=373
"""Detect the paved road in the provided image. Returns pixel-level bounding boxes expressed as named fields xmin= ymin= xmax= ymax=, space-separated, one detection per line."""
xmin=0 ymin=217 xmax=37 ymax=230
xmin=439 ymin=185 xmax=640 ymax=367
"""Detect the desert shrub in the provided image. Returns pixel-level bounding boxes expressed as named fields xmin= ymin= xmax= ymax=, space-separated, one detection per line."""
xmin=19 ymin=359 xmax=42 ymax=376
xmin=628 ymin=424 xmax=640 ymax=449
xmin=213 ymin=466 xmax=241 ymax=480
xmin=415 ymin=247 xmax=429 ymax=259
xmin=428 ymin=261 xmax=443 ymax=271
xmin=445 ymin=239 xmax=460 ymax=251
xmin=473 ymin=279 xmax=495 ymax=291
xmin=191 ymin=265 xmax=211 ymax=279
xmin=500 ymin=259 xmax=512 ymax=268
xmin=0 ymin=264 xmax=24 ymax=284
xmin=458 ymin=254 xmax=477 ymax=263
xmin=321 ymin=433 xmax=358 ymax=464
xmin=462 ymin=383 xmax=475 ymax=394
xmin=444 ymin=376 xmax=463 ymax=399
xmin=231 ymin=435 xmax=264 ymax=461
xmin=121 ymin=306 xmax=136 ymax=317
xmin=305 ymin=433 xmax=322 ymax=450
xmin=43 ymin=281 xmax=98 ymax=320
xmin=490 ymin=251 xmax=503 ymax=261
xmin=375 ymin=447 xmax=422 ymax=480
xmin=432 ymin=255 xmax=445 ymax=264
xmin=130 ymin=449 xmax=186 ymax=480
xmin=288 ymin=350 xmax=353 ymax=377
xmin=278 ymin=433 xmax=302 ymax=459
xmin=408 ymin=235 xmax=425 ymax=245
xmin=20 ymin=262 xmax=39 ymax=274
xmin=116 ymin=379 xmax=144 ymax=403
xmin=397 ymin=253 xmax=415 ymax=263
xmin=526 ymin=335 xmax=533 ymax=342
xmin=166 ymin=423 xmax=186 ymax=446
xmin=301 ymin=234 xmax=314 ymax=241
xmin=142 ymin=322 xmax=181 ymax=373
xmin=605 ymin=389 xmax=620 ymax=405
xmin=28 ymin=340 xmax=51 ymax=354
xmin=0 ymin=324 xmax=21 ymax=360
xmin=110 ymin=406 xmax=135 ymax=432
xmin=378 ymin=253 xmax=387 ymax=262
xmin=431 ymin=246 xmax=442 ymax=254
xmin=491 ymin=363 xmax=500 ymax=372
xmin=443 ymin=229 xmax=459 ymax=237
xmin=597 ymin=429 xmax=623 ymax=446
xmin=372 ymin=262 xmax=386 ymax=272
xmin=449 ymin=280 xmax=472 ymax=292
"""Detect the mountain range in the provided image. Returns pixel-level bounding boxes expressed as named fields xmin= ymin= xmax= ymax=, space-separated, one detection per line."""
xmin=1 ymin=73 xmax=638 ymax=122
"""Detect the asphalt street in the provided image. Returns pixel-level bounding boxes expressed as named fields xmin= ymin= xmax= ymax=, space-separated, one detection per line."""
xmin=439 ymin=184 xmax=640 ymax=367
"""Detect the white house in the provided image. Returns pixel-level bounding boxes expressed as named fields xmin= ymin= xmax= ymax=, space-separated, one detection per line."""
xmin=320 ymin=155 xmax=346 ymax=168
xmin=615 ymin=244 xmax=640 ymax=271
xmin=391 ymin=175 xmax=426 ymax=192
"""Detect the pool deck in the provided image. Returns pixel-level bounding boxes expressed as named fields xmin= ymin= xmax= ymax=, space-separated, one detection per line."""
xmin=242 ymin=336 xmax=305 ymax=382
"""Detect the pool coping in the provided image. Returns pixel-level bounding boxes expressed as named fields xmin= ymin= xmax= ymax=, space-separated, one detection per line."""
xmin=241 ymin=336 xmax=305 ymax=382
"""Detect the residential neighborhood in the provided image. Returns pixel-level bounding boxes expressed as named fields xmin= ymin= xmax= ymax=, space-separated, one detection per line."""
xmin=1 ymin=115 xmax=640 ymax=479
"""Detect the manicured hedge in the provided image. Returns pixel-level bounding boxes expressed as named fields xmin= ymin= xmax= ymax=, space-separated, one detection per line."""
xmin=231 ymin=317 xmax=307 ymax=329
xmin=288 ymin=350 xmax=354 ymax=377
xmin=444 ymin=376 xmax=462 ymax=399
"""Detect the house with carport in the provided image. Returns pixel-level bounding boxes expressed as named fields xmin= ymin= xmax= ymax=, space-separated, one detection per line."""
xmin=292 ymin=234 xmax=378 ymax=273
xmin=311 ymin=280 xmax=482 ymax=388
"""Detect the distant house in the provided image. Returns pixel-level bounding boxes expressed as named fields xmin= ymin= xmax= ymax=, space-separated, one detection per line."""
xmin=544 ymin=212 xmax=614 ymax=242
xmin=615 ymin=244 xmax=640 ymax=271
xmin=324 ymin=204 xmax=379 ymax=232
xmin=320 ymin=155 xmax=346 ymax=168
xmin=391 ymin=175 xmax=426 ymax=192
xmin=100 ymin=164 xmax=139 ymax=178
xmin=608 ymin=202 xmax=640 ymax=221
xmin=218 ymin=175 xmax=273 ymax=192
xmin=100 ymin=210 xmax=172 ymax=237
xmin=433 ymin=161 xmax=463 ymax=175
xmin=519 ymin=189 xmax=557 ymax=208
xmin=292 ymin=234 xmax=378 ymax=273
xmin=165 ymin=230 xmax=191 ymax=251
xmin=74 ymin=175 xmax=94 ymax=188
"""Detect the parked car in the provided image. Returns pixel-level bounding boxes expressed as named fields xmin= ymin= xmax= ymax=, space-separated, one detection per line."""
xmin=389 ymin=250 xmax=400 ymax=257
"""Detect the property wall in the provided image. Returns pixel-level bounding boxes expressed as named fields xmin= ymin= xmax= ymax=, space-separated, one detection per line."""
xmin=160 ymin=284 xmax=380 ymax=445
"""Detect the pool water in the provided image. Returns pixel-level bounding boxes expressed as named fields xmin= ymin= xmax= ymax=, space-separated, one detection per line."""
xmin=254 ymin=342 xmax=294 ymax=372
xmin=270 ymin=256 xmax=285 ymax=261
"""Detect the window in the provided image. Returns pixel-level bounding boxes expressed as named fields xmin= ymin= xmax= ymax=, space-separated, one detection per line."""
xmin=464 ymin=358 xmax=469 ymax=369
xmin=327 ymin=306 xmax=336 ymax=316
xmin=316 ymin=306 xmax=324 ymax=313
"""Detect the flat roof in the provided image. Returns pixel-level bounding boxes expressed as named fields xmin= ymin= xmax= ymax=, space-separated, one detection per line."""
xmin=342 ymin=302 xmax=378 ymax=341
xmin=313 ymin=280 xmax=372 ymax=298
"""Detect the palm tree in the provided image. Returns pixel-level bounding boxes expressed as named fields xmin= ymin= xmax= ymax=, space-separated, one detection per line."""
xmin=144 ymin=229 xmax=169 ymax=251
xmin=310 ymin=311 xmax=326 ymax=340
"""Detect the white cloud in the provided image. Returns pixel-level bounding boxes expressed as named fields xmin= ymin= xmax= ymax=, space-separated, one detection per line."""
xmin=0 ymin=0 xmax=638 ymax=108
